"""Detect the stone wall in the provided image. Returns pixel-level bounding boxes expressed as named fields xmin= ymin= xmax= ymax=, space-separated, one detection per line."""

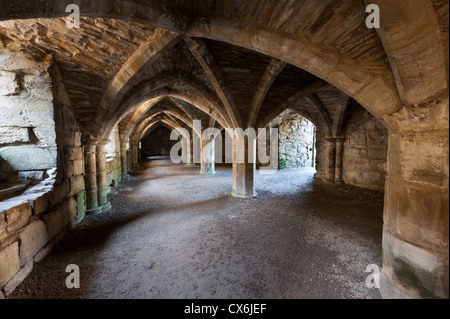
xmin=0 ymin=50 xmax=57 ymax=183
xmin=342 ymin=103 xmax=388 ymax=191
xmin=106 ymin=128 xmax=123 ymax=190
xmin=315 ymin=129 xmax=328 ymax=180
xmin=0 ymin=53 xmax=87 ymax=298
xmin=276 ymin=112 xmax=315 ymax=169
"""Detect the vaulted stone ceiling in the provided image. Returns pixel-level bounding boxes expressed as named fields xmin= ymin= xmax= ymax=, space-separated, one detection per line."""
xmin=0 ymin=0 xmax=448 ymax=141
xmin=0 ymin=16 xmax=360 ymax=138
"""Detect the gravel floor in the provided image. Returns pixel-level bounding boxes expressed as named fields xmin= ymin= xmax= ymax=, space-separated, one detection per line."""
xmin=9 ymin=157 xmax=384 ymax=299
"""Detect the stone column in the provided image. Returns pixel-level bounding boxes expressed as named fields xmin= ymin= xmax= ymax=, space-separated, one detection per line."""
xmin=96 ymin=141 xmax=112 ymax=213
xmin=120 ymin=139 xmax=129 ymax=181
xmin=132 ymin=144 xmax=139 ymax=168
xmin=334 ymin=138 xmax=346 ymax=184
xmin=381 ymin=131 xmax=449 ymax=299
xmin=323 ymin=138 xmax=337 ymax=182
xmin=200 ymin=138 xmax=216 ymax=175
xmin=83 ymin=140 xmax=102 ymax=215
xmin=193 ymin=128 xmax=201 ymax=165
xmin=186 ymin=139 xmax=194 ymax=166
xmin=232 ymin=134 xmax=256 ymax=198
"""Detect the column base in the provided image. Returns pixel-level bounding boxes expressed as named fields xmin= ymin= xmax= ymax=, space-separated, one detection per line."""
xmin=231 ymin=190 xmax=257 ymax=199
xmin=379 ymin=270 xmax=406 ymax=299
xmin=86 ymin=206 xmax=103 ymax=216
xmin=200 ymin=170 xmax=216 ymax=175
xmin=99 ymin=202 xmax=112 ymax=213
xmin=121 ymin=174 xmax=130 ymax=181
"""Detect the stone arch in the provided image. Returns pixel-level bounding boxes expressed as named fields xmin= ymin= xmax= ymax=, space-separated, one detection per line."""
xmin=132 ymin=110 xmax=194 ymax=143
xmin=2 ymin=0 xmax=433 ymax=133
xmin=140 ymin=122 xmax=175 ymax=144
xmin=105 ymin=77 xmax=230 ymax=139
xmin=121 ymin=100 xmax=194 ymax=141
xmin=136 ymin=117 xmax=189 ymax=144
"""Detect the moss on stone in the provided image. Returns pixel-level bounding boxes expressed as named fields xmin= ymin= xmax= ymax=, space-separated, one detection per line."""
xmin=393 ymin=257 xmax=435 ymax=298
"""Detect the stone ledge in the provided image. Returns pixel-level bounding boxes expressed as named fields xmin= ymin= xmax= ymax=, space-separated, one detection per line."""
xmin=0 ymin=241 xmax=20 ymax=287
xmin=4 ymin=260 xmax=33 ymax=296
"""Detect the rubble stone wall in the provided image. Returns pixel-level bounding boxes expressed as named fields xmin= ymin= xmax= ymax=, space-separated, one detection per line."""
xmin=0 ymin=53 xmax=87 ymax=298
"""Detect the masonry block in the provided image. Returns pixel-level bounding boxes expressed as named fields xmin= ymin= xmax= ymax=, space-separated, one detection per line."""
xmin=31 ymin=193 xmax=50 ymax=216
xmin=0 ymin=71 xmax=18 ymax=95
xmin=18 ymin=221 xmax=48 ymax=266
xmin=73 ymin=159 xmax=84 ymax=176
xmin=6 ymin=202 xmax=32 ymax=233
xmin=68 ymin=146 xmax=83 ymax=161
xmin=34 ymin=241 xmax=54 ymax=263
xmin=385 ymin=178 xmax=449 ymax=251
xmin=0 ymin=213 xmax=7 ymax=243
xmin=4 ymin=260 xmax=33 ymax=296
xmin=48 ymin=182 xmax=70 ymax=208
xmin=61 ymin=197 xmax=77 ymax=226
xmin=0 ymin=147 xmax=57 ymax=172
xmin=43 ymin=209 xmax=63 ymax=240
xmin=0 ymin=126 xmax=30 ymax=145
xmin=70 ymin=175 xmax=85 ymax=196
xmin=0 ymin=242 xmax=20 ymax=286
xmin=76 ymin=191 xmax=86 ymax=223
xmin=64 ymin=161 xmax=74 ymax=179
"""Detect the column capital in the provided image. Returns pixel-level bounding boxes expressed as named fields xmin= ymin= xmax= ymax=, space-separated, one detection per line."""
xmin=82 ymin=134 xmax=101 ymax=146
xmin=96 ymin=139 xmax=110 ymax=149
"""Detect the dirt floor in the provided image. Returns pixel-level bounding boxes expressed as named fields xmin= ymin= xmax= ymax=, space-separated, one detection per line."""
xmin=9 ymin=157 xmax=384 ymax=299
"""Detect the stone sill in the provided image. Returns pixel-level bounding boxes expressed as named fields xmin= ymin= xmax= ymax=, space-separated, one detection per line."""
xmin=0 ymin=170 xmax=56 ymax=212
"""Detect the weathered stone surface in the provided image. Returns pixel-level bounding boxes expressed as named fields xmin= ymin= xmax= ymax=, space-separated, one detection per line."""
xmin=76 ymin=191 xmax=86 ymax=223
xmin=18 ymin=221 xmax=48 ymax=265
xmin=47 ymin=182 xmax=70 ymax=208
xmin=43 ymin=209 xmax=63 ymax=240
xmin=67 ymin=146 xmax=84 ymax=161
xmin=0 ymin=242 xmax=20 ymax=286
xmin=0 ymin=96 xmax=56 ymax=146
xmin=33 ymin=241 xmax=54 ymax=263
xmin=0 ymin=70 xmax=18 ymax=95
xmin=384 ymin=179 xmax=449 ymax=251
xmin=73 ymin=159 xmax=84 ymax=176
xmin=70 ymin=175 xmax=85 ymax=196
xmin=271 ymin=110 xmax=315 ymax=169
xmin=343 ymin=105 xmax=388 ymax=191
xmin=31 ymin=193 xmax=50 ymax=216
xmin=4 ymin=260 xmax=32 ymax=296
xmin=61 ymin=197 xmax=77 ymax=226
xmin=18 ymin=171 xmax=45 ymax=181
xmin=0 ymin=147 xmax=57 ymax=172
xmin=0 ymin=212 xmax=7 ymax=242
xmin=6 ymin=202 xmax=32 ymax=233
xmin=382 ymin=230 xmax=448 ymax=299
xmin=24 ymin=74 xmax=52 ymax=100
xmin=0 ymin=126 xmax=30 ymax=145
